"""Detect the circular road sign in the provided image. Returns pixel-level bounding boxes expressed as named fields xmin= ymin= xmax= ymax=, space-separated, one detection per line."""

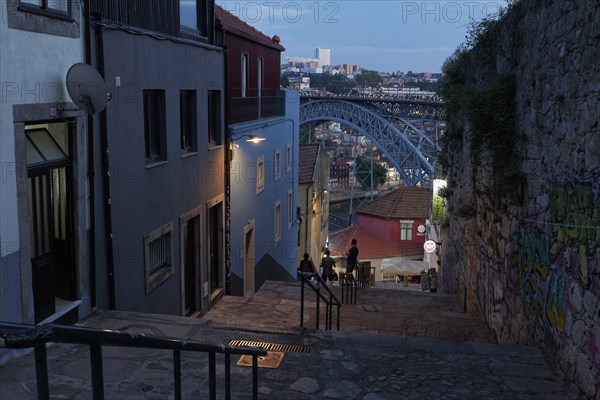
xmin=424 ymin=240 xmax=437 ymax=253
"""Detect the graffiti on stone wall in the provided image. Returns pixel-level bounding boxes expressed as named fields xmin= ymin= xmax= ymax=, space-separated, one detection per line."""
xmin=441 ymin=242 xmax=467 ymax=294
xmin=511 ymin=225 xmax=566 ymax=342
xmin=548 ymin=174 xmax=600 ymax=291
xmin=512 ymin=174 xmax=600 ymax=343
xmin=476 ymin=246 xmax=504 ymax=336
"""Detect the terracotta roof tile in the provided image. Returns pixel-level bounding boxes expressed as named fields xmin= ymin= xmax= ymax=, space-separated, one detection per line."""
xmin=299 ymin=144 xmax=320 ymax=184
xmin=327 ymin=225 xmax=424 ymax=259
xmin=215 ymin=5 xmax=285 ymax=51
xmin=357 ymin=187 xmax=431 ymax=219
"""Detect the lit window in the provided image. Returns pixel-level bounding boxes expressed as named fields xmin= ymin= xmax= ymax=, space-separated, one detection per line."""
xmin=286 ymin=143 xmax=291 ymax=172
xmin=256 ymin=155 xmax=264 ymax=194
xmin=400 ymin=220 xmax=414 ymax=241
xmin=274 ymin=148 xmax=281 ymax=180
xmin=274 ymin=201 xmax=281 ymax=242
xmin=144 ymin=223 xmax=175 ymax=293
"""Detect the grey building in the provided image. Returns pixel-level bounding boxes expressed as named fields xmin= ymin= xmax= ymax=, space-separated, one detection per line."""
xmin=89 ymin=0 xmax=226 ymax=316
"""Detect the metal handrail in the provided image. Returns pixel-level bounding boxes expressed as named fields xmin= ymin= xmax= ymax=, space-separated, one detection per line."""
xmin=340 ymin=271 xmax=358 ymax=304
xmin=298 ymin=273 xmax=341 ymax=331
xmin=0 ymin=322 xmax=267 ymax=400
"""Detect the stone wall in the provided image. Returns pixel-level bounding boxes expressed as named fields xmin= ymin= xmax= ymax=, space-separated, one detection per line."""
xmin=441 ymin=0 xmax=599 ymax=398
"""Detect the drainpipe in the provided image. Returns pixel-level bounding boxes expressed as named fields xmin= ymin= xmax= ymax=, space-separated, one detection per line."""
xmin=305 ymin=184 xmax=311 ymax=255
xmin=222 ymin=43 xmax=230 ymax=295
xmin=83 ymin=0 xmax=96 ymax=308
xmin=95 ymin=24 xmax=116 ymax=310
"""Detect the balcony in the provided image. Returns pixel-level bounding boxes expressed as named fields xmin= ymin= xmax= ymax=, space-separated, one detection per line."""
xmin=229 ymin=90 xmax=286 ymax=125
xmin=90 ymin=0 xmax=210 ymax=43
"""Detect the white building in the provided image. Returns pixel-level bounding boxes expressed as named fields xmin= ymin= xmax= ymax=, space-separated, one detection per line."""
xmin=314 ymin=48 xmax=331 ymax=67
xmin=1 ymin=1 xmax=91 ymax=325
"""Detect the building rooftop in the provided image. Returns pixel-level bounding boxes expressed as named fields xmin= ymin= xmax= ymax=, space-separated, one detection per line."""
xmin=298 ymin=144 xmax=321 ymax=184
xmin=215 ymin=5 xmax=285 ymax=51
xmin=357 ymin=186 xmax=431 ymax=220
xmin=327 ymin=225 xmax=423 ymax=259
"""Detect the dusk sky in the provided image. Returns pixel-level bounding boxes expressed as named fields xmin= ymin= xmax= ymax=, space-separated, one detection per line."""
xmin=215 ymin=1 xmax=510 ymax=73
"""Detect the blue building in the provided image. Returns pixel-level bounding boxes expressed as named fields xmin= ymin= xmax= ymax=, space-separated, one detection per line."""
xmin=216 ymin=6 xmax=300 ymax=297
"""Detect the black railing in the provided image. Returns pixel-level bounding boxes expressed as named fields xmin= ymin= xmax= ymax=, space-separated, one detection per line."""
xmin=340 ymin=272 xmax=358 ymax=304
xmin=0 ymin=322 xmax=267 ymax=400
xmin=298 ymin=273 xmax=341 ymax=331
xmin=229 ymin=92 xmax=286 ymax=125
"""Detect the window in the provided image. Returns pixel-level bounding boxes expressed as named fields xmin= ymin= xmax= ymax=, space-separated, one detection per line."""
xmin=241 ymin=54 xmax=248 ymax=98
xmin=144 ymin=222 xmax=175 ymax=293
xmin=286 ymin=143 xmax=291 ymax=172
xmin=274 ymin=200 xmax=281 ymax=243
xmin=180 ymin=0 xmax=197 ymax=29
xmin=143 ymin=90 xmax=166 ymax=164
xmin=382 ymin=273 xmax=396 ymax=282
xmin=208 ymin=90 xmax=222 ymax=146
xmin=180 ymin=90 xmax=197 ymax=154
xmin=256 ymin=155 xmax=264 ymax=194
xmin=10 ymin=0 xmax=78 ymax=37
xmin=180 ymin=0 xmax=208 ymax=36
xmin=287 ymin=189 xmax=293 ymax=229
xmin=257 ymin=58 xmax=263 ymax=97
xmin=19 ymin=0 xmax=70 ymax=15
xmin=400 ymin=220 xmax=414 ymax=241
xmin=274 ymin=148 xmax=281 ymax=180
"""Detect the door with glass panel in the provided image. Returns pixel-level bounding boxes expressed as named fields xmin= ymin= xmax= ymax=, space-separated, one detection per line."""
xmin=26 ymin=123 xmax=75 ymax=323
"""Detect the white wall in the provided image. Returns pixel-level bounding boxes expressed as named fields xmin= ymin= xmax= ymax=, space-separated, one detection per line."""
xmin=0 ymin=12 xmax=83 ymax=258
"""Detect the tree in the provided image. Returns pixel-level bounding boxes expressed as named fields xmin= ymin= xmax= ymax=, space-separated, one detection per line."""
xmin=355 ymin=70 xmax=381 ymax=87
xmin=327 ymin=74 xmax=354 ymax=94
xmin=280 ymin=76 xmax=290 ymax=88
xmin=354 ymin=156 xmax=387 ymax=190
xmin=309 ymin=71 xmax=332 ymax=88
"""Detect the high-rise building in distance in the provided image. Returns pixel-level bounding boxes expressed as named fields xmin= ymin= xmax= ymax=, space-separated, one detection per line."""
xmin=314 ymin=47 xmax=331 ymax=67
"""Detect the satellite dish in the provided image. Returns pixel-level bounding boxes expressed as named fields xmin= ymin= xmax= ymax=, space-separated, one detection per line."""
xmin=65 ymin=63 xmax=108 ymax=115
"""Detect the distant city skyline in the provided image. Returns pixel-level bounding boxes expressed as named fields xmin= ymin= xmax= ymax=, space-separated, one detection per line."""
xmin=216 ymin=1 xmax=510 ymax=73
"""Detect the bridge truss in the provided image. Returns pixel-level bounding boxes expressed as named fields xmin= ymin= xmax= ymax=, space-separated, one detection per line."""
xmin=300 ymin=99 xmax=440 ymax=187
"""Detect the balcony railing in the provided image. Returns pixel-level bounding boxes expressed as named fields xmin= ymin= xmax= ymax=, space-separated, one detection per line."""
xmin=0 ymin=321 xmax=267 ymax=400
xmin=229 ymin=90 xmax=286 ymax=125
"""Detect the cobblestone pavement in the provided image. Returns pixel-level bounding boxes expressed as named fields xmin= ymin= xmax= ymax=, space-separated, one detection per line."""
xmin=0 ymin=281 xmax=586 ymax=399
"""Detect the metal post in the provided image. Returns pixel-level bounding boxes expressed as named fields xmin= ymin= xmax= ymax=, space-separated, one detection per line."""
xmin=348 ymin=132 xmax=358 ymax=225
xmin=225 ymin=353 xmax=231 ymax=400
xmin=34 ymin=343 xmax=50 ymax=400
xmin=328 ymin=299 xmax=333 ymax=330
xmin=325 ymin=295 xmax=330 ymax=330
xmin=315 ymin=282 xmax=320 ymax=329
xmin=208 ymin=352 xmax=216 ymax=400
xmin=173 ymin=350 xmax=181 ymax=400
xmin=300 ymin=277 xmax=305 ymax=327
xmin=252 ymin=355 xmax=259 ymax=400
xmin=90 ymin=343 xmax=104 ymax=400
xmin=370 ymin=145 xmax=373 ymax=201
xmin=336 ymin=304 xmax=341 ymax=331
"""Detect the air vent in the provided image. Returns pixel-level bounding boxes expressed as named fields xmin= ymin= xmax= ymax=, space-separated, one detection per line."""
xmin=228 ymin=340 xmax=311 ymax=354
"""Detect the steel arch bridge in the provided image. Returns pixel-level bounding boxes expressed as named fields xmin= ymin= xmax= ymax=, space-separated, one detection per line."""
xmin=300 ymin=99 xmax=439 ymax=187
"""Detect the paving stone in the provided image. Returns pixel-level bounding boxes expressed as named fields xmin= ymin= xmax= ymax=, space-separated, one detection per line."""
xmin=0 ymin=281 xmax=586 ymax=400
